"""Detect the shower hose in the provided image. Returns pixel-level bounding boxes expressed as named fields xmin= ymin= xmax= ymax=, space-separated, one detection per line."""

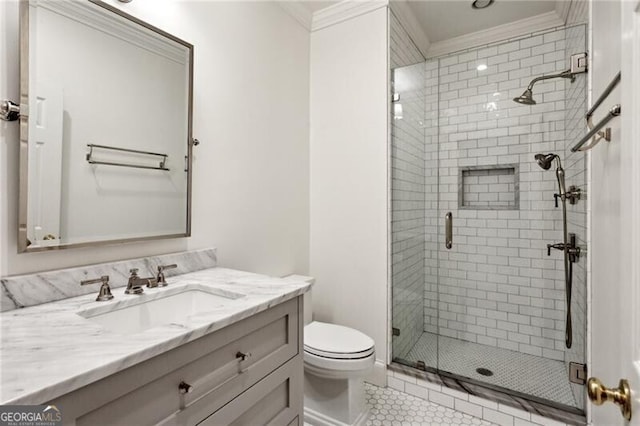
xmin=561 ymin=196 xmax=572 ymax=349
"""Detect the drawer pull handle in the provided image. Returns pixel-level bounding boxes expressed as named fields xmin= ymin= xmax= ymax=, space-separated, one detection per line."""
xmin=236 ymin=351 xmax=251 ymax=361
xmin=178 ymin=381 xmax=193 ymax=394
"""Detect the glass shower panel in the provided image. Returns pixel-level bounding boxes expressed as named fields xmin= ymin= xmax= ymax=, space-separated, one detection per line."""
xmin=390 ymin=63 xmax=429 ymax=364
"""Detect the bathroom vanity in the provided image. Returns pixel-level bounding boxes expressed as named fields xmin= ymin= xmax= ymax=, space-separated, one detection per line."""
xmin=51 ymin=297 xmax=302 ymax=426
xmin=0 ymin=253 xmax=311 ymax=426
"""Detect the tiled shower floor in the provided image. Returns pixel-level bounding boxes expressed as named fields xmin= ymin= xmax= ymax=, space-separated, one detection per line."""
xmin=403 ymin=333 xmax=576 ymax=407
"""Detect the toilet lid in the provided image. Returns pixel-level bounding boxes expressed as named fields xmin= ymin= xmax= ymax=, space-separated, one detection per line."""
xmin=304 ymin=321 xmax=375 ymax=360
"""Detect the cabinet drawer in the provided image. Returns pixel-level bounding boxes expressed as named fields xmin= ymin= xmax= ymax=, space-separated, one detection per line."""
xmin=198 ymin=356 xmax=302 ymax=426
xmin=62 ymin=298 xmax=299 ymax=426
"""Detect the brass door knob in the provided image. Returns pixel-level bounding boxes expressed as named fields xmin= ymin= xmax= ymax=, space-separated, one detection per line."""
xmin=587 ymin=377 xmax=632 ymax=421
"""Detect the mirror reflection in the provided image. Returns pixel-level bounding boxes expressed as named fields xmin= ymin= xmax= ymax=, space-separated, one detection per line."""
xmin=20 ymin=0 xmax=193 ymax=251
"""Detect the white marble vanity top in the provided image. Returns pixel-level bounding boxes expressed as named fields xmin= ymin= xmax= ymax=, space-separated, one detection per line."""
xmin=0 ymin=267 xmax=311 ymax=404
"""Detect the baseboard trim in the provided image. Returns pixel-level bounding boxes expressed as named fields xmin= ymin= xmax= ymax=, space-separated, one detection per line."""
xmin=304 ymin=406 xmax=370 ymax=426
xmin=365 ymin=359 xmax=387 ymax=387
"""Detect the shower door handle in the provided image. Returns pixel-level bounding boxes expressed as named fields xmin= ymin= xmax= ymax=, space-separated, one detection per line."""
xmin=445 ymin=212 xmax=453 ymax=249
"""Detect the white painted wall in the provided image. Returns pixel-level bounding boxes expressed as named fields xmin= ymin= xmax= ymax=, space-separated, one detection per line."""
xmin=0 ymin=0 xmax=309 ymax=277
xmin=309 ymin=7 xmax=389 ymax=385
xmin=589 ymin=0 xmax=624 ymax=424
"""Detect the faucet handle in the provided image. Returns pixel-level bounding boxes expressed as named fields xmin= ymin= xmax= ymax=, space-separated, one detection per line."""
xmin=125 ymin=268 xmax=145 ymax=295
xmin=547 ymin=242 xmax=565 ymax=256
xmin=156 ymin=264 xmax=178 ymax=287
xmin=80 ymin=275 xmax=114 ymax=302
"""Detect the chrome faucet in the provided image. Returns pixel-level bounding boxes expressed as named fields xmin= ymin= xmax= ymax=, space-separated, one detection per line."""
xmin=81 ymin=275 xmax=114 ymax=301
xmin=155 ymin=264 xmax=177 ymax=287
xmin=125 ymin=268 xmax=155 ymax=294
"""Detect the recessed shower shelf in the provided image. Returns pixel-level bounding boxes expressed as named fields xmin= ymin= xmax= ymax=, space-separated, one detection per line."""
xmin=459 ymin=164 xmax=519 ymax=210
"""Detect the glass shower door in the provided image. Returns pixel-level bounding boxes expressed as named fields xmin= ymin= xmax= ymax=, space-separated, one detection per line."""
xmin=389 ymin=21 xmax=588 ymax=414
xmin=432 ymin=27 xmax=588 ymax=410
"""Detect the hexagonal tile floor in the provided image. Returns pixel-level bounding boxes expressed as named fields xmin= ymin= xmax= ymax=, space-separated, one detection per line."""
xmin=403 ymin=333 xmax=576 ymax=407
xmin=364 ymin=383 xmax=497 ymax=426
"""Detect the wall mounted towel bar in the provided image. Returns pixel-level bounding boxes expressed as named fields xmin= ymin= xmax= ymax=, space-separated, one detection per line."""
xmin=571 ymin=71 xmax=621 ymax=152
xmin=86 ymin=144 xmax=170 ymax=171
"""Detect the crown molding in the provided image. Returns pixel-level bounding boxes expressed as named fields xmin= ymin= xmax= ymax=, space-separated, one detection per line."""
xmin=389 ymin=0 xmax=429 ymax=58
xmin=276 ymin=2 xmax=313 ymax=31
xmin=426 ymin=11 xmax=565 ymax=58
xmin=555 ymin=0 xmax=571 ymax=24
xmin=311 ymin=0 xmax=389 ymax=32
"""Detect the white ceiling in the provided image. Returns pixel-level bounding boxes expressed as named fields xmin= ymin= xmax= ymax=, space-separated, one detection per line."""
xmin=405 ymin=0 xmax=557 ymax=42
xmin=300 ymin=0 xmax=560 ymax=44
xmin=298 ymin=1 xmax=342 ymax=14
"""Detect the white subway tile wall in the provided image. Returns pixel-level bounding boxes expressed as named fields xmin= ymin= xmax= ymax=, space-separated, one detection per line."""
xmin=390 ymin=11 xmax=426 ymax=358
xmin=424 ymin=59 xmax=440 ymax=336
xmin=427 ymin=27 xmax=582 ymax=362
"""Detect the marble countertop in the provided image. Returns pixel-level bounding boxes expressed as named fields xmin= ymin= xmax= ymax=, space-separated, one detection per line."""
xmin=0 ymin=267 xmax=311 ymax=404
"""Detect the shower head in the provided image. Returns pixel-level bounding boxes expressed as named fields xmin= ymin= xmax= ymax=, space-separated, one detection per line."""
xmin=536 ymin=153 xmax=566 ymax=197
xmin=534 ymin=153 xmax=558 ymax=170
xmin=513 ymin=88 xmax=536 ymax=105
xmin=513 ymin=69 xmax=578 ymax=105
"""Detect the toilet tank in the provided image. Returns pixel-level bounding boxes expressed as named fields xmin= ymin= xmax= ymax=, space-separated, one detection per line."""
xmin=281 ymin=274 xmax=315 ymax=325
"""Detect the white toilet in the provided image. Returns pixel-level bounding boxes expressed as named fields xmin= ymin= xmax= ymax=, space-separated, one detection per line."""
xmin=303 ymin=320 xmax=375 ymax=426
xmin=283 ymin=275 xmax=375 ymax=426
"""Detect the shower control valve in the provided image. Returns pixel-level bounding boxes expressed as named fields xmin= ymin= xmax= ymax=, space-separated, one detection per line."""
xmin=547 ymin=243 xmax=565 ymax=256
xmin=546 ymin=234 xmax=581 ymax=262
xmin=553 ymin=186 xmax=582 ymax=208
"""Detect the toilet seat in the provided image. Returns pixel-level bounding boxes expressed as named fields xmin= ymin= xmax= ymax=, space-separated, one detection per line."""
xmin=303 ymin=321 xmax=375 ymax=378
xmin=304 ymin=321 xmax=375 ymax=360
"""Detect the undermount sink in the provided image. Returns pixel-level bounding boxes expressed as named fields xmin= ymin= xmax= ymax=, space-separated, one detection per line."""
xmin=77 ymin=285 xmax=245 ymax=334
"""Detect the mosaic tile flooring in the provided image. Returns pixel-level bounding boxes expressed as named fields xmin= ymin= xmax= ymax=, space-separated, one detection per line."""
xmin=403 ymin=333 xmax=576 ymax=407
xmin=364 ymin=383 xmax=497 ymax=426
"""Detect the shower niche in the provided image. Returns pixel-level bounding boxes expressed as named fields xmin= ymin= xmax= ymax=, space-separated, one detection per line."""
xmin=459 ymin=165 xmax=519 ymax=210
xmin=390 ymin=16 xmax=588 ymax=422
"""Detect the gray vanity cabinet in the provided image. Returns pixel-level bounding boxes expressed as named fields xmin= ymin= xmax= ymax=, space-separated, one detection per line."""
xmin=47 ymin=297 xmax=303 ymax=426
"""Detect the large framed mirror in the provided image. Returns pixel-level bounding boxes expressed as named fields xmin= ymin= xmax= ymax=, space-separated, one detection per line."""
xmin=18 ymin=0 xmax=194 ymax=252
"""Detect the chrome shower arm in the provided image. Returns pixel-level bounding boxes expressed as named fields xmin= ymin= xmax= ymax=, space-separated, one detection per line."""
xmin=526 ymin=69 xmax=576 ymax=91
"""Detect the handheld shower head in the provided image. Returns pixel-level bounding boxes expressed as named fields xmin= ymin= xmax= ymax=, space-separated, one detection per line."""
xmin=534 ymin=153 xmax=558 ymax=170
xmin=535 ymin=153 xmax=566 ymax=196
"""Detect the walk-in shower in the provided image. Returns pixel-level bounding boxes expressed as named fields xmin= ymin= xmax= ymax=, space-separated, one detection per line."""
xmin=390 ymin=20 xmax=589 ymax=420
